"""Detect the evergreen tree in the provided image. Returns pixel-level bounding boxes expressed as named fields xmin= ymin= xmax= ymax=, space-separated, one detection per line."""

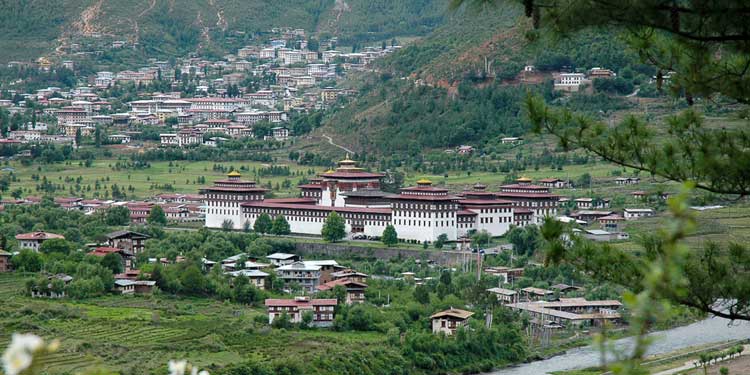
xmin=322 ymin=212 xmax=346 ymax=242
xmin=270 ymin=215 xmax=291 ymax=235
xmin=105 ymin=206 xmax=130 ymax=226
xmin=253 ymin=213 xmax=272 ymax=234
xmin=147 ymin=205 xmax=168 ymax=226
xmin=382 ymin=225 xmax=398 ymax=247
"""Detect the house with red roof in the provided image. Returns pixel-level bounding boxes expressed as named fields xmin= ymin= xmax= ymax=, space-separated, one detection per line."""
xmin=15 ymin=232 xmax=65 ymax=251
xmin=87 ymin=247 xmax=135 ymax=270
xmin=316 ymin=278 xmax=368 ymax=304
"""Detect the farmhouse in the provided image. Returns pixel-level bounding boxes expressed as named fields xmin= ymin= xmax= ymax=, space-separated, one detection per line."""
xmin=317 ymin=278 xmax=368 ymax=304
xmin=266 ymin=253 xmax=300 ymax=267
xmin=615 ymin=177 xmax=640 ymax=185
xmin=265 ymin=297 xmax=337 ymax=327
xmin=227 ymin=269 xmax=269 ymax=289
xmin=623 ymin=208 xmax=655 ymax=220
xmin=430 ymin=308 xmax=474 ymax=335
xmin=15 ymin=232 xmax=65 ymax=251
xmin=106 ymin=230 xmax=150 ymax=254
xmin=487 ymin=287 xmax=518 ymax=304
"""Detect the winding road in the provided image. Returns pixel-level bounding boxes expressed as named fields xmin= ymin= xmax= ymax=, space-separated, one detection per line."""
xmin=321 ymin=134 xmax=355 ymax=155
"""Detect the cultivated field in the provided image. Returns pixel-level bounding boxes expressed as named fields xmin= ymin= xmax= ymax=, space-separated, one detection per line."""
xmin=0 ymin=273 xmax=387 ymax=374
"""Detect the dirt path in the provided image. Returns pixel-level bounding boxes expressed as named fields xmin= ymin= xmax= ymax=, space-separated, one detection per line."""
xmin=138 ymin=0 xmax=157 ymax=17
xmin=321 ymin=134 xmax=355 ymax=155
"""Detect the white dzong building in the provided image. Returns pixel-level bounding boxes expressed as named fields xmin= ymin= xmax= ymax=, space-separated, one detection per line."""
xmin=203 ymin=159 xmax=559 ymax=242
xmin=203 ymin=171 xmax=268 ymax=229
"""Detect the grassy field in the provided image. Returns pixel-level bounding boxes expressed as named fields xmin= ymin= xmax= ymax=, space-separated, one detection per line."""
xmin=4 ymin=159 xmax=324 ymax=200
xmin=0 ymin=273 xmax=388 ymax=374
xmin=624 ymin=204 xmax=750 ymax=248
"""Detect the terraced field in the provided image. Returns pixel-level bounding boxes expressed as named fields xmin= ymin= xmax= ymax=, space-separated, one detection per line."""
xmin=0 ymin=273 xmax=389 ymax=374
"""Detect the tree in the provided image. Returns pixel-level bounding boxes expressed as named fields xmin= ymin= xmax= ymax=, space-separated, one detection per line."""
xmin=148 ymin=205 xmax=168 ymax=226
xmin=506 ymin=225 xmax=540 ymax=256
xmin=39 ymin=238 xmax=73 ymax=255
xmin=434 ymin=233 xmax=448 ymax=249
xmin=221 ymin=219 xmax=235 ymax=231
xmin=321 ymin=212 xmax=346 ymax=242
xmin=382 ymin=225 xmax=398 ymax=247
xmin=180 ymin=265 xmax=206 ymax=295
xmin=270 ymin=215 xmax=291 ymax=235
xmin=100 ymin=252 xmax=123 ymax=274
xmin=105 ymin=206 xmax=130 ymax=226
xmin=414 ymin=285 xmax=430 ymax=304
xmin=472 ymin=230 xmax=491 ymax=249
xmin=11 ymin=250 xmax=43 ymax=272
xmin=272 ymin=311 xmax=292 ymax=329
xmin=253 ymin=213 xmax=272 ymax=234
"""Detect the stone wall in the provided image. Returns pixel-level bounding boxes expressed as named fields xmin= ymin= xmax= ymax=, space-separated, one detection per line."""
xmin=292 ymin=242 xmax=472 ymax=265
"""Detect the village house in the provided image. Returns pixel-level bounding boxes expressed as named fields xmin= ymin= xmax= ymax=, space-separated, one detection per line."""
xmin=501 ymin=137 xmax=523 ymax=145
xmin=538 ymin=178 xmax=570 ymax=189
xmin=271 ymin=126 xmax=290 ymax=141
xmin=487 ymin=287 xmax=518 ymax=304
xmin=507 ymin=298 xmax=622 ymax=328
xmin=87 ymin=247 xmax=135 ymax=270
xmin=554 ymin=73 xmax=588 ymax=92
xmin=571 ymin=210 xmax=614 ymax=224
xmin=15 ymin=232 xmax=65 ymax=251
xmin=520 ymin=287 xmax=555 ymax=302
xmin=598 ymin=214 xmax=625 ymax=231
xmin=317 ymin=278 xmax=368 ymax=304
xmin=30 ymin=274 xmax=73 ymax=298
xmin=106 ymin=230 xmax=150 ymax=254
xmin=589 ymin=67 xmax=616 ymax=79
xmin=430 ymin=308 xmax=474 ymax=335
xmin=575 ymin=198 xmax=610 ymax=209
xmin=265 ymin=297 xmax=337 ymax=327
xmin=114 ymin=279 xmax=156 ymax=294
xmin=623 ymin=208 xmax=655 ymax=220
xmin=266 ymin=253 xmax=300 ymax=267
xmin=615 ymin=177 xmax=641 ymax=185
xmin=484 ymin=266 xmax=524 ymax=284
xmin=227 ymin=269 xmax=269 ymax=290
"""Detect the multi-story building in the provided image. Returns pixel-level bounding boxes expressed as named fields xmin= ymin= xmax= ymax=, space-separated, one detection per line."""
xmin=203 ymin=171 xmax=267 ymax=229
xmin=265 ymin=297 xmax=337 ymax=327
xmin=276 ymin=261 xmax=322 ymax=292
xmin=15 ymin=232 xmax=65 ymax=251
xmin=204 ymin=158 xmax=556 ymax=242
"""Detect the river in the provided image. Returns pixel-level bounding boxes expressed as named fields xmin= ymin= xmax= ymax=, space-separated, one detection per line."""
xmin=488 ymin=316 xmax=750 ymax=375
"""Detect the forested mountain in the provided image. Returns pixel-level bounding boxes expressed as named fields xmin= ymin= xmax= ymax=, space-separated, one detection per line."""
xmin=314 ymin=2 xmax=652 ymax=155
xmin=0 ymin=0 xmax=448 ymax=63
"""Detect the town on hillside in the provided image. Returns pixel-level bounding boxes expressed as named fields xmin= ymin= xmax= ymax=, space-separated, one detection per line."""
xmin=0 ymin=3 xmax=748 ymax=375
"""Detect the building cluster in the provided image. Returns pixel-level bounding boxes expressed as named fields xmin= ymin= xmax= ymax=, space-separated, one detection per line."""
xmin=203 ymin=158 xmax=560 ymax=243
xmin=484 ymin=270 xmax=623 ymax=328
xmin=0 ymin=193 xmax=205 ymax=224
xmin=549 ymin=67 xmax=617 ymax=92
xmin=1 ymin=27 xmax=398 ymax=149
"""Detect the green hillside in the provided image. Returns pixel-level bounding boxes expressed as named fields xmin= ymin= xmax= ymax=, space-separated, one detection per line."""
xmin=0 ymin=0 xmax=450 ymax=63
xmin=311 ymin=2 xmax=650 ymax=155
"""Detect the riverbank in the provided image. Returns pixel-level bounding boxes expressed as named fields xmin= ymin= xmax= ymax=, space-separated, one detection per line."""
xmin=486 ymin=317 xmax=750 ymax=375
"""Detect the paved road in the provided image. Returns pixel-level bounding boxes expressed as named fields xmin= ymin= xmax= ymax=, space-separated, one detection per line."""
xmin=487 ymin=317 xmax=750 ymax=375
